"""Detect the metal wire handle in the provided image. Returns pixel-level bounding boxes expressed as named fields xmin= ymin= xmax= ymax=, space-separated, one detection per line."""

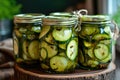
xmin=73 ymin=9 xmax=88 ymax=32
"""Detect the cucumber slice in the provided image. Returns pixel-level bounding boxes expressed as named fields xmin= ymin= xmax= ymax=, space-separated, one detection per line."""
xmin=67 ymin=39 xmax=78 ymax=61
xmin=52 ymin=27 xmax=72 ymax=42
xmin=23 ymin=40 xmax=29 ymax=56
xmin=94 ymin=43 xmax=109 ymax=60
xmin=31 ymin=26 xmax=41 ymax=33
xmin=78 ymin=49 xmax=84 ymax=63
xmin=15 ymin=29 xmax=22 ymax=37
xmin=79 ymin=25 xmax=100 ymax=37
xmin=45 ymin=33 xmax=55 ymax=44
xmin=87 ymin=60 xmax=99 ymax=68
xmin=59 ymin=52 xmax=66 ymax=56
xmin=100 ymin=53 xmax=111 ymax=63
xmin=28 ymin=41 xmax=39 ymax=59
xmin=41 ymin=63 xmax=50 ymax=70
xmin=87 ymin=48 xmax=95 ymax=59
xmin=65 ymin=60 xmax=76 ymax=71
xmin=83 ymin=41 xmax=93 ymax=48
xmin=58 ymin=43 xmax=67 ymax=50
xmin=39 ymin=26 xmax=50 ymax=39
xmin=23 ymin=54 xmax=31 ymax=60
xmin=99 ymin=40 xmax=111 ymax=45
xmin=40 ymin=41 xmax=58 ymax=58
xmin=92 ymin=34 xmax=110 ymax=41
xmin=39 ymin=47 xmax=48 ymax=61
xmin=13 ymin=38 xmax=19 ymax=55
xmin=16 ymin=58 xmax=24 ymax=63
xmin=50 ymin=56 xmax=68 ymax=72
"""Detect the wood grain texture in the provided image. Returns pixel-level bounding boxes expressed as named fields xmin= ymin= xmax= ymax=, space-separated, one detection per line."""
xmin=14 ymin=62 xmax=115 ymax=80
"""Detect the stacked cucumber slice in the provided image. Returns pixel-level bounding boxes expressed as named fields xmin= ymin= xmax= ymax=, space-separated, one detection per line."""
xmin=39 ymin=25 xmax=78 ymax=73
xmin=14 ymin=23 xmax=41 ymax=64
xmin=78 ymin=23 xmax=112 ymax=69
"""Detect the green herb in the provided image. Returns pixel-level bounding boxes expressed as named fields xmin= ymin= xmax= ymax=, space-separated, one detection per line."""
xmin=0 ymin=0 xmax=21 ymax=20
xmin=112 ymin=7 xmax=120 ymax=28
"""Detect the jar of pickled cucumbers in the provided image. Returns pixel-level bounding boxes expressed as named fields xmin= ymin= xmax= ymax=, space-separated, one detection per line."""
xmin=78 ymin=15 xmax=114 ymax=70
xmin=39 ymin=14 xmax=78 ymax=73
xmin=13 ymin=13 xmax=45 ymax=65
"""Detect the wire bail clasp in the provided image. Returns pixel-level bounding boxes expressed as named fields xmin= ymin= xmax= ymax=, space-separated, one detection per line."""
xmin=73 ymin=9 xmax=88 ymax=32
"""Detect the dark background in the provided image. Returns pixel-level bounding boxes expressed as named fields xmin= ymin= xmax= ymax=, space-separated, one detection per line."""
xmin=16 ymin=0 xmax=86 ymax=15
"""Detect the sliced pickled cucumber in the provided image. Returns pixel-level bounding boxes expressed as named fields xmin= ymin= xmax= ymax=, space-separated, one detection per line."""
xmin=39 ymin=26 xmax=50 ymax=39
xmin=94 ymin=43 xmax=109 ymax=60
xmin=99 ymin=40 xmax=111 ymax=45
xmin=67 ymin=39 xmax=78 ymax=61
xmin=40 ymin=41 xmax=58 ymax=58
xmin=23 ymin=54 xmax=31 ymax=60
xmin=52 ymin=27 xmax=72 ymax=42
xmin=87 ymin=60 xmax=99 ymax=68
xmin=100 ymin=53 xmax=111 ymax=63
xmin=83 ymin=40 xmax=93 ymax=48
xmin=13 ymin=38 xmax=19 ymax=55
xmin=41 ymin=63 xmax=50 ymax=70
xmin=65 ymin=60 xmax=76 ymax=71
xmin=31 ymin=26 xmax=41 ymax=33
xmin=14 ymin=29 xmax=22 ymax=37
xmin=45 ymin=33 xmax=55 ymax=44
xmin=59 ymin=52 xmax=66 ymax=56
xmin=87 ymin=48 xmax=95 ymax=59
xmin=23 ymin=40 xmax=29 ymax=56
xmin=58 ymin=43 xmax=67 ymax=50
xmin=39 ymin=47 xmax=48 ymax=61
xmin=92 ymin=34 xmax=110 ymax=41
xmin=50 ymin=56 xmax=68 ymax=72
xmin=78 ymin=49 xmax=84 ymax=63
xmin=79 ymin=25 xmax=100 ymax=37
xmin=28 ymin=41 xmax=39 ymax=59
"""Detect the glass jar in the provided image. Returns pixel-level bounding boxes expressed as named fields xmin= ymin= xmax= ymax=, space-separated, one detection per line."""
xmin=13 ymin=13 xmax=45 ymax=65
xmin=39 ymin=14 xmax=78 ymax=73
xmin=78 ymin=15 xmax=114 ymax=70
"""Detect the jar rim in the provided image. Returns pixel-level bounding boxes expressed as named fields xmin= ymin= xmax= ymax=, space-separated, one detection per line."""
xmin=42 ymin=15 xmax=78 ymax=25
xmin=14 ymin=13 xmax=45 ymax=23
xmin=81 ymin=15 xmax=110 ymax=22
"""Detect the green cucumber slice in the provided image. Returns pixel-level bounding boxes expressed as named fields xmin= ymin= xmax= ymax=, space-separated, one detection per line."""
xmin=92 ymin=34 xmax=110 ymax=41
xmin=40 ymin=41 xmax=58 ymax=58
xmin=39 ymin=47 xmax=48 ymax=61
xmin=23 ymin=40 xmax=29 ymax=56
xmin=45 ymin=33 xmax=55 ymax=44
xmin=28 ymin=41 xmax=39 ymax=59
xmin=23 ymin=54 xmax=31 ymax=60
xmin=31 ymin=26 xmax=41 ymax=33
xmin=52 ymin=27 xmax=72 ymax=42
xmin=100 ymin=53 xmax=111 ymax=63
xmin=13 ymin=38 xmax=19 ymax=55
xmin=78 ymin=49 xmax=84 ymax=63
xmin=87 ymin=48 xmax=95 ymax=59
xmin=59 ymin=52 xmax=66 ymax=56
xmin=94 ymin=43 xmax=109 ymax=60
xmin=58 ymin=43 xmax=67 ymax=50
xmin=15 ymin=29 xmax=22 ymax=37
xmin=41 ymin=63 xmax=50 ymax=70
xmin=87 ymin=60 xmax=99 ymax=68
xmin=79 ymin=25 xmax=100 ymax=37
xmin=99 ymin=40 xmax=111 ymax=45
xmin=66 ymin=39 xmax=78 ymax=61
xmin=50 ymin=56 xmax=68 ymax=72
xmin=83 ymin=40 xmax=93 ymax=48
xmin=39 ymin=26 xmax=50 ymax=39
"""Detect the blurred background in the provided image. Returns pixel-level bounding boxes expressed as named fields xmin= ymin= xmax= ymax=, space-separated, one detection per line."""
xmin=0 ymin=0 xmax=120 ymax=41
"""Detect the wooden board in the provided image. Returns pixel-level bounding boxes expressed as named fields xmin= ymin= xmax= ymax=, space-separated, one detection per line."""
xmin=14 ymin=62 xmax=116 ymax=80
